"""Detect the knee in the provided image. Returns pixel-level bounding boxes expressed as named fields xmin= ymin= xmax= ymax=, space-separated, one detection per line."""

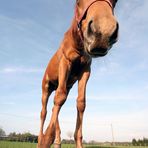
xmin=54 ymin=88 xmax=67 ymax=106
xmin=74 ymin=132 xmax=83 ymax=142
xmin=41 ymin=93 xmax=48 ymax=109
xmin=41 ymin=97 xmax=48 ymax=117
xmin=77 ymin=97 xmax=86 ymax=112
xmin=40 ymin=109 xmax=47 ymax=119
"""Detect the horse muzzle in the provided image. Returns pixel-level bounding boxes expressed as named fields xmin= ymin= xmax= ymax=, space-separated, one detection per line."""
xmin=86 ymin=46 xmax=110 ymax=57
xmin=84 ymin=20 xmax=118 ymax=57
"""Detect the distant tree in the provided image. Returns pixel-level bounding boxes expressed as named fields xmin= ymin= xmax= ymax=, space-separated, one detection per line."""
xmin=0 ymin=128 xmax=6 ymax=137
xmin=132 ymin=138 xmax=137 ymax=146
xmin=61 ymin=139 xmax=67 ymax=144
xmin=9 ymin=132 xmax=16 ymax=137
xmin=67 ymin=131 xmax=73 ymax=140
xmin=138 ymin=139 xmax=144 ymax=146
xmin=143 ymin=138 xmax=148 ymax=146
xmin=83 ymin=140 xmax=87 ymax=144
xmin=132 ymin=138 xmax=148 ymax=146
xmin=89 ymin=140 xmax=97 ymax=145
xmin=7 ymin=132 xmax=38 ymax=143
xmin=67 ymin=131 xmax=73 ymax=145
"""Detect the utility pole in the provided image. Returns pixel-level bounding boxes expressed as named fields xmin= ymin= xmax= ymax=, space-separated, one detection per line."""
xmin=111 ymin=124 xmax=115 ymax=146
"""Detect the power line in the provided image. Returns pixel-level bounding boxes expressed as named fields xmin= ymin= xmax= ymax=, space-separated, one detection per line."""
xmin=111 ymin=124 xmax=115 ymax=145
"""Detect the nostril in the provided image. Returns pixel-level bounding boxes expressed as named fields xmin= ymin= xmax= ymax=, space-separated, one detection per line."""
xmin=87 ymin=19 xmax=102 ymax=38
xmin=109 ymin=22 xmax=119 ymax=44
xmin=87 ymin=19 xmax=94 ymax=34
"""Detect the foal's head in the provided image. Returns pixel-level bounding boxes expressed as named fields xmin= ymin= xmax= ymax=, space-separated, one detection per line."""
xmin=76 ymin=0 xmax=118 ymax=57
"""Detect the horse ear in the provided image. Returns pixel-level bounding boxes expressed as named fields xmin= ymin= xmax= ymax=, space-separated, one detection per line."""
xmin=115 ymin=0 xmax=118 ymax=4
xmin=76 ymin=0 xmax=80 ymax=5
xmin=113 ymin=0 xmax=118 ymax=7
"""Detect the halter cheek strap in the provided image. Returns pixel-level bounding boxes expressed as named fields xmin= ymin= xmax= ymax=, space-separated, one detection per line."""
xmin=75 ymin=0 xmax=114 ymax=41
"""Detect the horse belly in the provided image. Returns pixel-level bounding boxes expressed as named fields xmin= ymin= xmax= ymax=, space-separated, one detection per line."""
xmin=67 ymin=75 xmax=78 ymax=88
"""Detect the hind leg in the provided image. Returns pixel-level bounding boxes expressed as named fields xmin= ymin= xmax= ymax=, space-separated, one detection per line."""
xmin=40 ymin=90 xmax=52 ymax=135
xmin=42 ymin=56 xmax=71 ymax=147
xmin=38 ymin=76 xmax=54 ymax=147
xmin=54 ymin=88 xmax=70 ymax=148
xmin=54 ymin=119 xmax=61 ymax=148
xmin=38 ymin=91 xmax=51 ymax=148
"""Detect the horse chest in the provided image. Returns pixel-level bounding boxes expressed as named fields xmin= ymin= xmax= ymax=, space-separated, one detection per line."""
xmin=67 ymin=56 xmax=89 ymax=87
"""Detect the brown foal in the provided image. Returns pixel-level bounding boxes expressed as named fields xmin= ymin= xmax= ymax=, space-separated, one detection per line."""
xmin=38 ymin=0 xmax=119 ymax=148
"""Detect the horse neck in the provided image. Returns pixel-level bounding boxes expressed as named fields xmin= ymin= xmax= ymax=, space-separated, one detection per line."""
xmin=67 ymin=17 xmax=84 ymax=50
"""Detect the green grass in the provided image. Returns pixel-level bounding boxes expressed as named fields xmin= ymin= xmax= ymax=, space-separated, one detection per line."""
xmin=0 ymin=141 xmax=37 ymax=148
xmin=0 ymin=141 xmax=76 ymax=148
xmin=0 ymin=141 xmax=148 ymax=148
xmin=0 ymin=141 xmax=96 ymax=148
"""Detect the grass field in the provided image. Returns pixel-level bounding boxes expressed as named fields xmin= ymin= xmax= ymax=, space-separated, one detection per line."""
xmin=0 ymin=141 xmax=96 ymax=148
xmin=0 ymin=141 xmax=36 ymax=148
xmin=0 ymin=141 xmax=148 ymax=148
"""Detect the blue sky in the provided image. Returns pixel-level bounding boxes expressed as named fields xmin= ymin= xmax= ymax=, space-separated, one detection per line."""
xmin=0 ymin=0 xmax=148 ymax=142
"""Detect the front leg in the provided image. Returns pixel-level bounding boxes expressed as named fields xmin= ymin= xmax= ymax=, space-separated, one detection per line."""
xmin=74 ymin=66 xmax=90 ymax=148
xmin=41 ymin=56 xmax=71 ymax=148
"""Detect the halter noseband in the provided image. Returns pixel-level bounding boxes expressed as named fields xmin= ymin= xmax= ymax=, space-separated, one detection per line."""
xmin=75 ymin=0 xmax=114 ymax=41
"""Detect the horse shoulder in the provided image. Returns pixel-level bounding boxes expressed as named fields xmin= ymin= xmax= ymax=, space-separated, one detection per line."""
xmin=44 ymin=49 xmax=62 ymax=85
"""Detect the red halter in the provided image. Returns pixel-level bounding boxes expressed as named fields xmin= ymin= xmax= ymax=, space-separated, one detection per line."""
xmin=75 ymin=0 xmax=114 ymax=41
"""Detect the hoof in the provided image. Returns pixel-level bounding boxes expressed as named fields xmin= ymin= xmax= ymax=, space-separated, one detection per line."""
xmin=54 ymin=143 xmax=61 ymax=148
xmin=37 ymin=143 xmax=51 ymax=148
xmin=76 ymin=143 xmax=83 ymax=148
